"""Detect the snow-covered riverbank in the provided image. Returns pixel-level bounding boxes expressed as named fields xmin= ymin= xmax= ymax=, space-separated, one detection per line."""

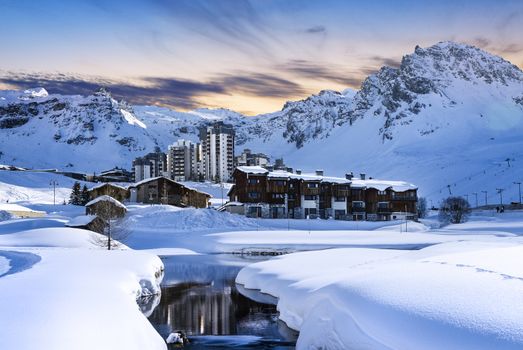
xmin=0 ymin=220 xmax=166 ymax=350
xmin=237 ymin=241 xmax=523 ymax=350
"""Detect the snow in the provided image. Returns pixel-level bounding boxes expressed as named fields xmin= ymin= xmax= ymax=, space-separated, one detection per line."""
xmin=121 ymin=108 xmax=147 ymax=128
xmin=0 ymin=203 xmax=44 ymax=214
xmin=66 ymin=215 xmax=97 ymax=227
xmin=237 ymin=241 xmax=523 ymax=350
xmin=88 ymin=182 xmax=129 ymax=191
xmin=0 ymin=221 xmax=166 ymax=350
xmin=0 ymin=171 xmax=78 ymax=205
xmin=85 ymin=195 xmax=126 ymax=209
xmin=23 ymin=87 xmax=48 ymax=98
xmin=236 ymin=166 xmax=417 ymax=191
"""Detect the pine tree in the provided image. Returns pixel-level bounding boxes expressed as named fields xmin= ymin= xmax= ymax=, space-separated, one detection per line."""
xmin=69 ymin=182 xmax=81 ymax=205
xmin=80 ymin=185 xmax=90 ymax=205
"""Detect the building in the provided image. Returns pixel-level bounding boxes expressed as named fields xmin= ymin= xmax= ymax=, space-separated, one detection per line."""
xmin=132 ymin=148 xmax=167 ymax=182
xmin=66 ymin=215 xmax=106 ymax=234
xmin=87 ymin=183 xmax=129 ymax=202
xmin=167 ymin=139 xmax=202 ymax=181
xmin=128 ymin=176 xmax=211 ymax=208
xmin=235 ymin=149 xmax=270 ymax=167
xmin=227 ymin=166 xmax=418 ymax=221
xmin=200 ymin=123 xmax=235 ymax=182
xmin=97 ymin=167 xmax=133 ymax=183
xmin=85 ymin=195 xmax=127 ymax=219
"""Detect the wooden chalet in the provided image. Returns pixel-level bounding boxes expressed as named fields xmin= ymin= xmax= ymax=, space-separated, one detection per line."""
xmin=85 ymin=195 xmax=127 ymax=219
xmin=228 ymin=166 xmax=418 ymax=221
xmin=88 ymin=183 xmax=129 ymax=202
xmin=128 ymin=176 xmax=210 ymax=208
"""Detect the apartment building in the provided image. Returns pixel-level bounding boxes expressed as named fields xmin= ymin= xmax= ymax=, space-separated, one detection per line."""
xmin=132 ymin=148 xmax=167 ymax=182
xmin=200 ymin=123 xmax=235 ymax=182
xmin=166 ymin=139 xmax=202 ymax=181
xmin=227 ymin=166 xmax=418 ymax=221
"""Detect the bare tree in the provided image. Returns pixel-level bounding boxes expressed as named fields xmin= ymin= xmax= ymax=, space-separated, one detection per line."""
xmin=89 ymin=200 xmax=130 ymax=250
xmin=416 ymin=197 xmax=428 ymax=218
xmin=438 ymin=196 xmax=471 ymax=225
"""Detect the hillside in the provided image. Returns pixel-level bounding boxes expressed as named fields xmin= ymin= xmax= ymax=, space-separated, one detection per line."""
xmin=1 ymin=41 xmax=522 ymax=204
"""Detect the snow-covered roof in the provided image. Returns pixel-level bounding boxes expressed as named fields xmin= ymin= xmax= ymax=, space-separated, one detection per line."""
xmin=236 ymin=166 xmax=267 ymax=174
xmin=351 ymin=179 xmax=417 ymax=192
xmin=66 ymin=215 xmax=98 ymax=227
xmin=129 ymin=176 xmax=211 ymax=197
xmin=88 ymin=182 xmax=129 ymax=191
xmin=235 ymin=166 xmax=417 ymax=191
xmin=85 ymin=195 xmax=127 ymax=209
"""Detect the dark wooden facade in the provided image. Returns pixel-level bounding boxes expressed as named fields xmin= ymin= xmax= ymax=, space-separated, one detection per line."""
xmin=229 ymin=168 xmax=418 ymax=221
xmin=85 ymin=198 xmax=127 ymax=219
xmin=129 ymin=177 xmax=210 ymax=208
xmin=88 ymin=183 xmax=129 ymax=202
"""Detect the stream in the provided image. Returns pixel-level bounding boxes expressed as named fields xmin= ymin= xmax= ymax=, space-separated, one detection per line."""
xmin=147 ymin=254 xmax=298 ymax=349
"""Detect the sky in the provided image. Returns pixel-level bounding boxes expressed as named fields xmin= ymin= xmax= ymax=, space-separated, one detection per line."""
xmin=0 ymin=0 xmax=522 ymax=115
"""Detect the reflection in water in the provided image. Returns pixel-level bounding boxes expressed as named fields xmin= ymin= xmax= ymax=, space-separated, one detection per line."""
xmin=147 ymin=254 xmax=297 ymax=349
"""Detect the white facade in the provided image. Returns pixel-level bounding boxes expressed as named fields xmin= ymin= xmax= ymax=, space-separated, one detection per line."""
xmin=202 ymin=124 xmax=235 ymax=182
xmin=167 ymin=139 xmax=201 ymax=181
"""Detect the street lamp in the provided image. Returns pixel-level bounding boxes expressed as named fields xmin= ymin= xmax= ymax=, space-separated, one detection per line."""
xmin=49 ymin=180 xmax=58 ymax=205
xmin=481 ymin=190 xmax=488 ymax=206
xmin=514 ymin=182 xmax=522 ymax=205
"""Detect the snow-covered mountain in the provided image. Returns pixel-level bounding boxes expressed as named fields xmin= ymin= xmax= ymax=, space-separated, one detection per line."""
xmin=1 ymin=41 xmax=522 ymax=203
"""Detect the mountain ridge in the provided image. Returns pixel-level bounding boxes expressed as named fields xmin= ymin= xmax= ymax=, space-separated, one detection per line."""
xmin=1 ymin=41 xmax=522 ymax=202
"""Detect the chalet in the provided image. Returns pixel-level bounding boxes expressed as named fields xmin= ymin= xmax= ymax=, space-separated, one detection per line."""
xmin=228 ymin=166 xmax=418 ymax=221
xmin=128 ymin=176 xmax=211 ymax=208
xmin=88 ymin=183 xmax=129 ymax=202
xmin=65 ymin=215 xmax=106 ymax=234
xmin=85 ymin=195 xmax=127 ymax=219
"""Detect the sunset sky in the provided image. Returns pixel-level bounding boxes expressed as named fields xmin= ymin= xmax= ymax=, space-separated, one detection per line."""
xmin=1 ymin=0 xmax=522 ymax=115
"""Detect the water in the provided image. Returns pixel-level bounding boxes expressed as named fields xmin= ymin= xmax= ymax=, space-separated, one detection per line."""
xmin=147 ymin=254 xmax=298 ymax=349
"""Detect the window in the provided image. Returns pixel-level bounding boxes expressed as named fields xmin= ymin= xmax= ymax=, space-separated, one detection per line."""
xmin=272 ymin=193 xmax=285 ymax=199
xmin=289 ymin=183 xmax=295 ymax=189
xmin=304 ymin=195 xmax=317 ymax=201
xmin=378 ymin=202 xmax=389 ymax=209
xmin=288 ymin=193 xmax=296 ymax=200
xmin=337 ymin=185 xmax=349 ymax=191
xmin=334 ymin=196 xmax=346 ymax=202
xmin=307 ymin=183 xmax=319 ymax=188
xmin=248 ymin=178 xmax=260 ymax=184
xmin=248 ymin=192 xmax=260 ymax=199
xmin=272 ymin=180 xmax=286 ymax=186
xmin=352 ymin=201 xmax=365 ymax=208
xmin=378 ymin=190 xmax=387 ymax=195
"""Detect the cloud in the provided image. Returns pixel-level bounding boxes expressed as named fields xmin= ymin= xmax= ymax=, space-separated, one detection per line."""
xmin=305 ymin=25 xmax=326 ymax=34
xmin=368 ymin=56 xmax=401 ymax=68
xmin=278 ymin=60 xmax=362 ymax=87
xmin=0 ymin=70 xmax=307 ymax=110
xmin=470 ymin=36 xmax=523 ymax=56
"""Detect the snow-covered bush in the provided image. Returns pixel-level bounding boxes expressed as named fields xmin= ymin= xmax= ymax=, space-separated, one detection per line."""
xmin=438 ymin=196 xmax=471 ymax=225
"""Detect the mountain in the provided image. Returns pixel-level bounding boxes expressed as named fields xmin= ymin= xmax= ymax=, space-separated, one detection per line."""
xmin=1 ymin=41 xmax=522 ymax=203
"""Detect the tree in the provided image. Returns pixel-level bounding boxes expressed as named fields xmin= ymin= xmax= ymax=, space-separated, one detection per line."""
xmin=438 ymin=196 xmax=471 ymax=225
xmin=69 ymin=181 xmax=81 ymax=205
xmin=89 ymin=200 xmax=130 ymax=250
xmin=416 ymin=197 xmax=428 ymax=218
xmin=80 ymin=185 xmax=90 ymax=205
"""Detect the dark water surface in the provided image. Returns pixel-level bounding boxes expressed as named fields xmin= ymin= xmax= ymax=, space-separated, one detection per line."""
xmin=147 ymin=254 xmax=297 ymax=349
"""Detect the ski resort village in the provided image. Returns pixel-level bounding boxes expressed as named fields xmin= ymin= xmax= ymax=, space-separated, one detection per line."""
xmin=1 ymin=1 xmax=523 ymax=350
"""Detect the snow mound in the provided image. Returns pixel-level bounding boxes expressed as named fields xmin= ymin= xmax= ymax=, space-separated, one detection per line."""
xmin=237 ymin=241 xmax=523 ymax=350
xmin=125 ymin=205 xmax=257 ymax=231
